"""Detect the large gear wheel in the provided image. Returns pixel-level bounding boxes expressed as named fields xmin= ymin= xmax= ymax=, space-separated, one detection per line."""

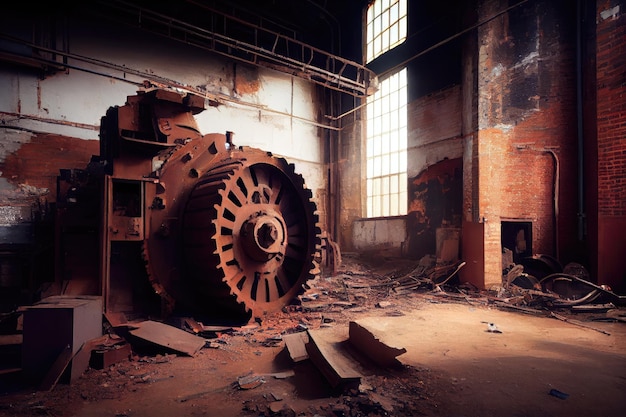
xmin=182 ymin=153 xmax=320 ymax=319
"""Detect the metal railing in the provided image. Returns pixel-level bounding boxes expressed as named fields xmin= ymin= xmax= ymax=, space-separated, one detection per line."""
xmin=91 ymin=0 xmax=378 ymax=97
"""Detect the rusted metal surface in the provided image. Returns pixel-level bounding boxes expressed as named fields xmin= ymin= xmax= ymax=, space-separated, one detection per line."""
xmin=59 ymin=86 xmax=320 ymax=321
xmin=407 ymin=158 xmax=462 ymax=260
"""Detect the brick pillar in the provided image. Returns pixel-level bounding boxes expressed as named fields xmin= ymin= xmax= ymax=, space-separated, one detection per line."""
xmin=596 ymin=0 xmax=626 ymax=292
xmin=474 ymin=0 xmax=578 ymax=288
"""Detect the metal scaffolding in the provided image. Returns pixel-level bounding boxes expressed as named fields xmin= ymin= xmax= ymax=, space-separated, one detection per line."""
xmin=91 ymin=0 xmax=378 ymax=97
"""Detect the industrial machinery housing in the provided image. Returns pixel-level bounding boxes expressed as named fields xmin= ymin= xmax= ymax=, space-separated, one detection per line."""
xmin=56 ymin=87 xmax=321 ymax=323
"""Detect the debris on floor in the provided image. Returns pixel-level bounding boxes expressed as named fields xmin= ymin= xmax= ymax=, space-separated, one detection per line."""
xmin=0 ymin=252 xmax=623 ymax=417
xmin=348 ymin=320 xmax=407 ymax=367
xmin=128 ymin=320 xmax=207 ymax=357
xmin=306 ymin=328 xmax=362 ymax=391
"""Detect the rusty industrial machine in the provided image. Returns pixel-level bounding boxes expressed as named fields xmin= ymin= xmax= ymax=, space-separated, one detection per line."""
xmin=56 ymin=86 xmax=320 ymax=323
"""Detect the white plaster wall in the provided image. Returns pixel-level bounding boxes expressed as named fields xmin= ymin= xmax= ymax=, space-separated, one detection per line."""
xmin=0 ymin=13 xmax=325 ymax=196
xmin=352 ymin=217 xmax=407 ymax=251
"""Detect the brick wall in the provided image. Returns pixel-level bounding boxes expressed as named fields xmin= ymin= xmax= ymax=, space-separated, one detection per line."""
xmin=596 ymin=0 xmax=626 ymax=216
xmin=407 ymin=86 xmax=463 ymax=178
xmin=476 ymin=0 xmax=579 ymax=287
xmin=596 ymin=0 xmax=626 ymax=291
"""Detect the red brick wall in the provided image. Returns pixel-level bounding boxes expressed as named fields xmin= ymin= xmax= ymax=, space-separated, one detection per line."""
xmin=476 ymin=0 xmax=579 ymax=286
xmin=0 ymin=133 xmax=99 ymax=205
xmin=596 ymin=0 xmax=626 ymax=291
xmin=408 ymin=86 xmax=462 ymax=154
xmin=596 ymin=1 xmax=626 ymax=216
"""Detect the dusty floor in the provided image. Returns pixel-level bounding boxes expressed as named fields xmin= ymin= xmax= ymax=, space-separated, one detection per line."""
xmin=1 ymin=254 xmax=625 ymax=417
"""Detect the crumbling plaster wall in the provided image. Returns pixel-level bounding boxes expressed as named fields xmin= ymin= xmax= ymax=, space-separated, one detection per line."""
xmin=0 ymin=12 xmax=327 ymax=284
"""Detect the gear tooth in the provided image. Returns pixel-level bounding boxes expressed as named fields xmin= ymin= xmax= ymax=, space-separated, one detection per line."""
xmin=310 ymin=260 xmax=321 ymax=276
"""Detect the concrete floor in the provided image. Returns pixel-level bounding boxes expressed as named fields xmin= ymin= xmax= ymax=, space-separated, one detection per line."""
xmin=1 ymin=255 xmax=625 ymax=417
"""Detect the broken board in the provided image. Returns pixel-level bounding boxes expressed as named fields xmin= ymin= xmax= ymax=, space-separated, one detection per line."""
xmin=282 ymin=331 xmax=310 ymax=362
xmin=349 ymin=320 xmax=407 ymax=368
xmin=38 ymin=345 xmax=73 ymax=391
xmin=305 ymin=329 xmax=361 ymax=391
xmin=129 ymin=320 xmax=205 ymax=356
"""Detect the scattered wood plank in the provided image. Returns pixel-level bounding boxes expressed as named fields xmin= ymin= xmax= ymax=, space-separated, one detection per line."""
xmin=494 ymin=301 xmax=546 ymax=315
xmin=282 ymin=331 xmax=310 ymax=362
xmin=571 ymin=303 xmax=616 ymax=313
xmin=104 ymin=312 xmax=129 ymax=328
xmin=550 ymin=312 xmax=611 ymax=336
xmin=305 ymin=329 xmax=361 ymax=391
xmin=348 ymin=320 xmax=407 ymax=368
xmin=38 ymin=344 xmax=73 ymax=391
xmin=129 ymin=320 xmax=206 ymax=356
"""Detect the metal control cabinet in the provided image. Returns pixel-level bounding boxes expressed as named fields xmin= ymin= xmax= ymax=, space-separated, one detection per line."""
xmin=21 ymin=296 xmax=102 ymax=383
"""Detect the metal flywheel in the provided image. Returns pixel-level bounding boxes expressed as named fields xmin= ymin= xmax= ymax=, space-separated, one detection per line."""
xmin=142 ymin=133 xmax=320 ymax=321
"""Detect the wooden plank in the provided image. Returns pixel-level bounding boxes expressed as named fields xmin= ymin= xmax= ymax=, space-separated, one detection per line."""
xmin=305 ymin=329 xmax=361 ymax=390
xmin=282 ymin=331 xmax=309 ymax=362
xmin=129 ymin=320 xmax=205 ymax=356
xmin=38 ymin=344 xmax=73 ymax=391
xmin=349 ymin=320 xmax=407 ymax=368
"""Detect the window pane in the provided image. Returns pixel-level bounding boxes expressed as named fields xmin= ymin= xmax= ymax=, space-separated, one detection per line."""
xmin=399 ymin=16 xmax=407 ymax=40
xmin=382 ymin=133 xmax=390 ymax=154
xmin=389 ymin=152 xmax=398 ymax=174
xmin=373 ymin=196 xmax=381 ymax=217
xmin=374 ymin=156 xmax=381 ymax=176
xmin=399 ymin=0 xmax=406 ymax=17
xmin=399 ymin=108 xmax=407 ymax=128
xmin=390 ymin=132 xmax=399 ymax=152
xmin=382 ymin=114 xmax=390 ymax=134
xmin=390 ymin=194 xmax=399 ymax=216
xmin=390 ymin=174 xmax=399 ymax=194
xmin=382 ymin=154 xmax=390 ymax=176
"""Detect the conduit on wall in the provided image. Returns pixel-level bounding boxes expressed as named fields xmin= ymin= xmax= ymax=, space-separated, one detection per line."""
xmin=0 ymin=34 xmax=341 ymax=132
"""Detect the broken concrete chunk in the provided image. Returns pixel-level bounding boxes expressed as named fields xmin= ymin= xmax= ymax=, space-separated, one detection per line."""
xmin=348 ymin=320 xmax=407 ymax=368
xmin=306 ymin=328 xmax=362 ymax=390
xmin=237 ymin=373 xmax=265 ymax=390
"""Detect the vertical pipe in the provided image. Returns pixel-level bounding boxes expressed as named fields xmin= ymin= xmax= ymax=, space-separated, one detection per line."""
xmin=545 ymin=149 xmax=560 ymax=260
xmin=576 ymin=0 xmax=585 ymax=241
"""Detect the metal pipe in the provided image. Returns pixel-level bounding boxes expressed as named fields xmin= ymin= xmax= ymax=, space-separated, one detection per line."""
xmin=378 ymin=0 xmax=532 ymax=80
xmin=545 ymin=149 xmax=560 ymax=261
xmin=0 ymin=111 xmax=99 ymax=131
xmin=513 ymin=144 xmax=560 ymax=260
xmin=0 ymin=37 xmax=341 ymax=131
xmin=576 ymin=0 xmax=585 ymax=241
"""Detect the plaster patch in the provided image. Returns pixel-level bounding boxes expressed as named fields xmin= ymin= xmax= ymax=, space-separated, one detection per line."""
xmin=491 ymin=64 xmax=505 ymax=78
xmin=600 ymin=5 xmax=620 ymax=21
xmin=513 ymin=52 xmax=539 ymax=70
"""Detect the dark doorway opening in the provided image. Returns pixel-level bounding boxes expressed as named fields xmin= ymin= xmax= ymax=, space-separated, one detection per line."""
xmin=501 ymin=221 xmax=532 ymax=264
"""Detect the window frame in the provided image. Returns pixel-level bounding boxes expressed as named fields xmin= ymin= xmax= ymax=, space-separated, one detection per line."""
xmin=365 ymin=67 xmax=408 ymax=218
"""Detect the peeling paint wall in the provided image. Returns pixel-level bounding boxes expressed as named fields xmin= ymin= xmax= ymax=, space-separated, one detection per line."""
xmin=407 ymin=158 xmax=462 ymax=260
xmin=0 ymin=8 xmax=327 ymax=298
